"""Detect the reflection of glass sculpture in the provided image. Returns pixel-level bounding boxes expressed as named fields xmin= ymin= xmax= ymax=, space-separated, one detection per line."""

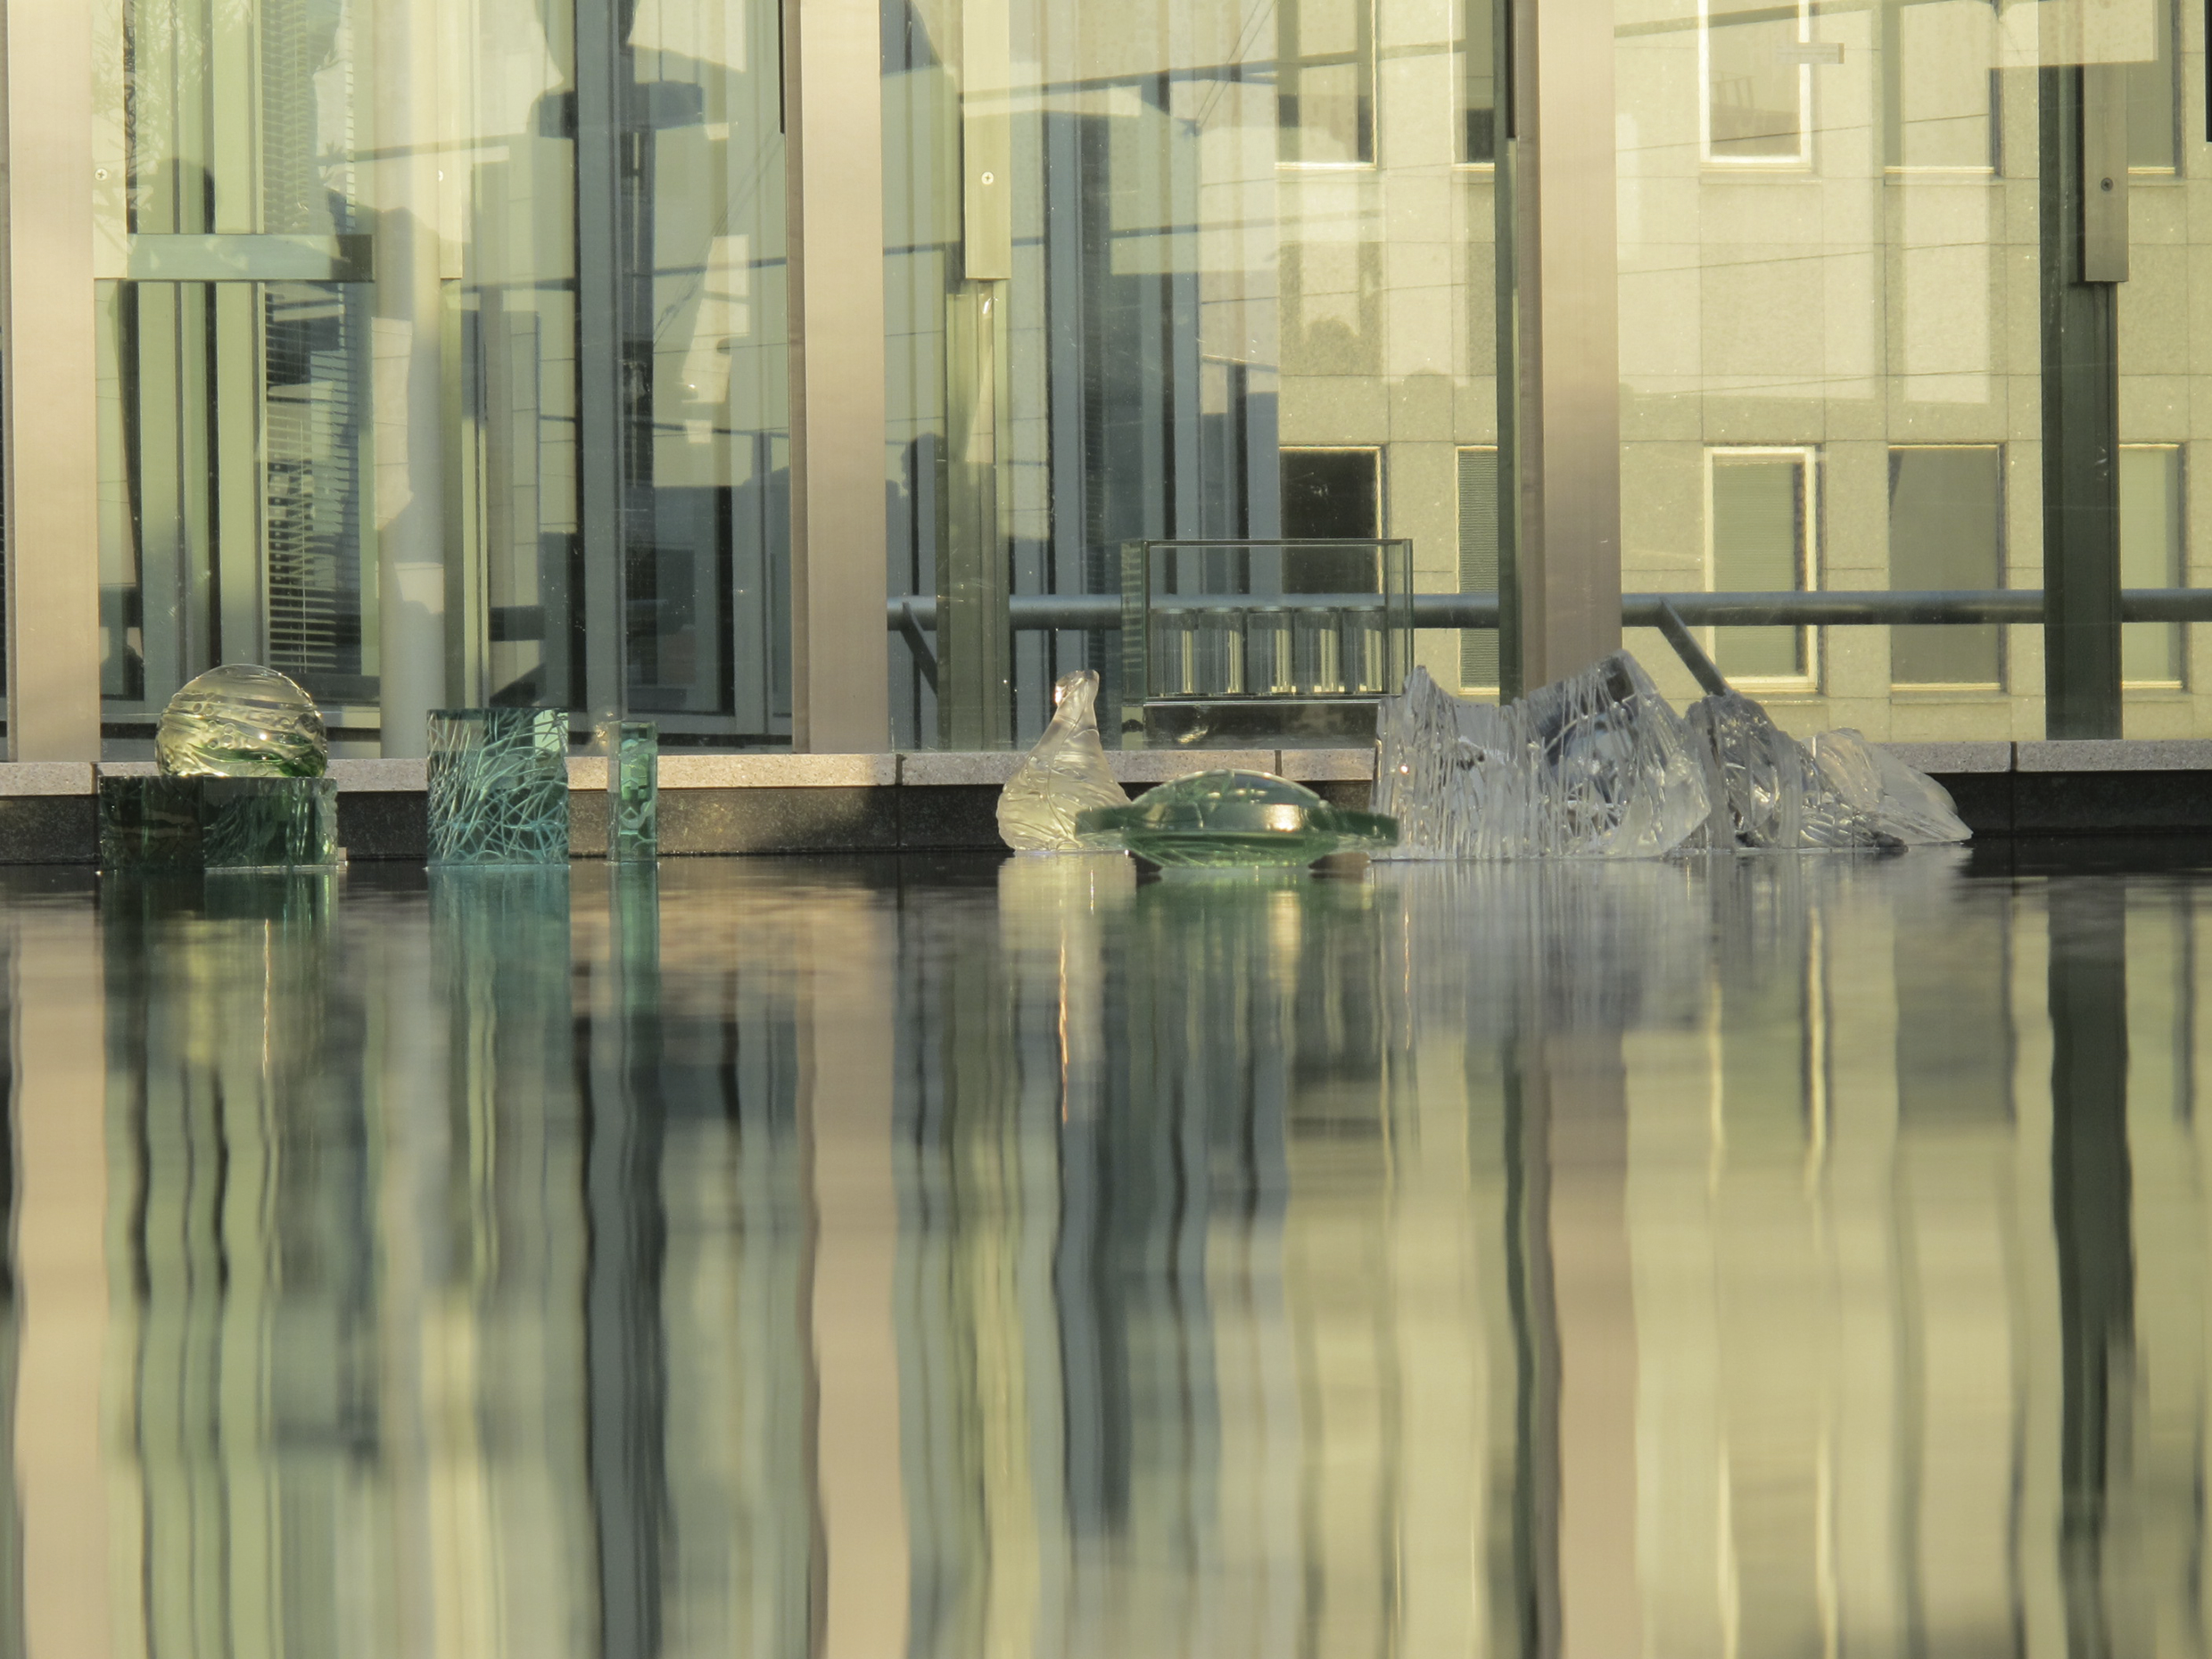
xmin=427 ymin=707 xmax=570 ymax=865
xmin=1689 ymin=691 xmax=1969 ymax=848
xmin=1374 ymin=657 xmax=1710 ymax=859
xmin=997 ymin=670 xmax=1130 ymax=851
xmin=1076 ymin=769 xmax=1397 ymax=867
xmin=605 ymin=721 xmax=659 ymax=861
xmin=156 ymin=664 xmax=328 ymax=778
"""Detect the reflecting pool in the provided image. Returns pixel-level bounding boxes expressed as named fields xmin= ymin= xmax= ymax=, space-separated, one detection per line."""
xmin=0 ymin=846 xmax=2202 ymax=1656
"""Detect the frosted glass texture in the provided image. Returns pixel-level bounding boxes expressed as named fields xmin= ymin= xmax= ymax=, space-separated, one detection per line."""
xmin=1076 ymin=770 xmax=1396 ymax=867
xmin=155 ymin=664 xmax=329 ymax=779
xmin=427 ymin=708 xmax=570 ymax=867
xmin=997 ymin=671 xmax=1129 ymax=852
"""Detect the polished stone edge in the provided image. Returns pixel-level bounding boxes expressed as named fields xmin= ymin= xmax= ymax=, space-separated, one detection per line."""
xmin=0 ymin=761 xmax=95 ymax=796
xmin=1878 ymin=741 xmax=2013 ymax=775
xmin=2016 ymin=739 xmax=2212 ymax=772
xmin=329 ymin=758 xmax=429 ymax=792
xmin=658 ymin=754 xmax=897 ymax=788
xmin=1275 ymin=748 xmax=1377 ymax=782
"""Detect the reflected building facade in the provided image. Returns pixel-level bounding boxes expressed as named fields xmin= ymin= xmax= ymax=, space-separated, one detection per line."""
xmin=0 ymin=854 xmax=2209 ymax=1653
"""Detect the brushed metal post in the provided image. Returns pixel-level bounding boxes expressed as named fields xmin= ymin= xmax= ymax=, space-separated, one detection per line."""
xmin=1501 ymin=0 xmax=1622 ymax=694
xmin=0 ymin=0 xmax=102 ymax=757
xmin=2081 ymin=63 xmax=2129 ymax=282
xmin=785 ymin=0 xmax=891 ymax=751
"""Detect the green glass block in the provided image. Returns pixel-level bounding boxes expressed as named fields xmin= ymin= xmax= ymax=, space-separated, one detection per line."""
xmin=156 ymin=663 xmax=329 ymax=778
xmin=606 ymin=721 xmax=658 ymax=861
xmin=98 ymin=776 xmax=340 ymax=871
xmin=427 ymin=707 xmax=570 ymax=865
xmin=1075 ymin=769 xmax=1397 ymax=868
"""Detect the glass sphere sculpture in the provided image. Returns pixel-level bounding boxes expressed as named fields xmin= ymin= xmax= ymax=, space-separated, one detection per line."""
xmin=156 ymin=664 xmax=328 ymax=779
xmin=1075 ymin=769 xmax=1396 ymax=867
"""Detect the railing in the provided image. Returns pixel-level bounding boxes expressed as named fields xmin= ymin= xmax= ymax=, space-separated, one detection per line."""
xmin=887 ymin=589 xmax=2212 ymax=697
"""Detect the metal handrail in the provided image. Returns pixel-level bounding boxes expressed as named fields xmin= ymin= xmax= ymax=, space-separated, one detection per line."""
xmin=886 ymin=589 xmax=2212 ymax=697
xmin=887 ymin=589 xmax=2212 ymax=631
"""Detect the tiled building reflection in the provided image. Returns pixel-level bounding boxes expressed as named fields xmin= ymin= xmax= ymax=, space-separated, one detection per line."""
xmin=2 ymin=854 xmax=2210 ymax=1654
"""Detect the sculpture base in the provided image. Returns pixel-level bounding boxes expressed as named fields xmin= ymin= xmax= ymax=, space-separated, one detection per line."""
xmin=98 ymin=776 xmax=340 ymax=871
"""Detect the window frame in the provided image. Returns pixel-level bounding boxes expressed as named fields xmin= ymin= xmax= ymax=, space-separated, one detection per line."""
xmin=1703 ymin=443 xmax=1821 ymax=694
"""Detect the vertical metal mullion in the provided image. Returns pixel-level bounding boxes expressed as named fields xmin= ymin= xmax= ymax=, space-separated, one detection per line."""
xmin=1498 ymin=0 xmax=1620 ymax=697
xmin=2042 ymin=62 xmax=2125 ymax=738
xmin=1 ymin=0 xmax=103 ymax=755
xmin=575 ymin=0 xmax=624 ymax=731
xmin=784 ymin=0 xmax=890 ymax=750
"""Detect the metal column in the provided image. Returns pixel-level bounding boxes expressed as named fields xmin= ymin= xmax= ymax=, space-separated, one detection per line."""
xmin=1498 ymin=0 xmax=1622 ymax=697
xmin=0 ymin=0 xmax=102 ymax=758
xmin=785 ymin=0 xmax=892 ymax=751
xmin=2040 ymin=60 xmax=2127 ymax=739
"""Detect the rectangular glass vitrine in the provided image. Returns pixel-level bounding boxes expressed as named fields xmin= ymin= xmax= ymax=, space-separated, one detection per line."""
xmin=1119 ymin=539 xmax=1413 ymax=746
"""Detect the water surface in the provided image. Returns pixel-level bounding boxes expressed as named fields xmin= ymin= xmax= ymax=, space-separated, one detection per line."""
xmin=0 ymin=847 xmax=2195 ymax=1656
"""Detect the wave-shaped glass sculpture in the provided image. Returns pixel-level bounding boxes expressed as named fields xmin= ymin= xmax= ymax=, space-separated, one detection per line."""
xmin=1076 ymin=769 xmax=1396 ymax=867
xmin=1374 ymin=656 xmax=1709 ymax=859
xmin=1689 ymin=691 xmax=1969 ymax=848
xmin=156 ymin=664 xmax=328 ymax=778
xmin=997 ymin=669 xmax=1130 ymax=851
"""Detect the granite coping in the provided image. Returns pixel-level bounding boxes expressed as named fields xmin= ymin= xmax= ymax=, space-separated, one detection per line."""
xmin=17 ymin=743 xmax=2212 ymax=797
xmin=0 ymin=762 xmax=95 ymax=796
xmin=2016 ymin=739 xmax=2212 ymax=772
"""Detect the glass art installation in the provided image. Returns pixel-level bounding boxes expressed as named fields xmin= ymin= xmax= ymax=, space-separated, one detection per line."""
xmin=155 ymin=663 xmax=328 ymax=778
xmin=1373 ymin=655 xmax=1970 ymax=859
xmin=98 ymin=775 xmax=340 ymax=871
xmin=606 ymin=721 xmax=659 ymax=861
xmin=427 ymin=707 xmax=570 ymax=865
xmin=1373 ymin=656 xmax=1710 ymax=859
xmin=997 ymin=669 xmax=1130 ymax=851
xmin=1687 ymin=692 xmax=1970 ymax=849
xmin=1076 ymin=769 xmax=1397 ymax=867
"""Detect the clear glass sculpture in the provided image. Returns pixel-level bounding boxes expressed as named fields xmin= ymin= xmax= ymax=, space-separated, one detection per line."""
xmin=427 ymin=707 xmax=570 ymax=865
xmin=1687 ymin=692 xmax=1969 ymax=849
xmin=1374 ymin=656 xmax=1711 ymax=860
xmin=98 ymin=776 xmax=340 ymax=870
xmin=996 ymin=670 xmax=1130 ymax=851
xmin=155 ymin=664 xmax=328 ymax=778
xmin=604 ymin=721 xmax=659 ymax=861
xmin=1076 ymin=769 xmax=1397 ymax=867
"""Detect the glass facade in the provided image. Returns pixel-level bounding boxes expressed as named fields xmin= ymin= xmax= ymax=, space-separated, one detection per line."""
xmin=0 ymin=0 xmax=2199 ymax=754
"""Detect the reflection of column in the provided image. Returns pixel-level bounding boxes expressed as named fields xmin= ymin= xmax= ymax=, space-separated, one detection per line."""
xmin=804 ymin=886 xmax=907 ymax=1657
xmin=2050 ymin=881 xmax=2132 ymax=1657
xmin=1538 ymin=1034 xmax=1642 ymax=1659
xmin=10 ymin=899 xmax=110 ymax=1656
xmin=375 ymin=0 xmax=450 ymax=755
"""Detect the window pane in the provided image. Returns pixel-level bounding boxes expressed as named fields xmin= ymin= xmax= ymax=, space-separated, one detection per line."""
xmin=1886 ymin=0 xmax=1997 ymax=171
xmin=1710 ymin=452 xmax=1806 ymax=681
xmin=1888 ymin=446 xmax=2002 ymax=686
xmin=2121 ymin=445 xmax=2183 ymax=686
xmin=1464 ymin=0 xmax=1497 ymax=163
xmin=2126 ymin=0 xmax=2177 ymax=170
xmin=1705 ymin=0 xmax=1806 ymax=161
xmin=1458 ymin=449 xmax=1498 ymax=689
xmin=1281 ymin=0 xmax=1376 ymax=164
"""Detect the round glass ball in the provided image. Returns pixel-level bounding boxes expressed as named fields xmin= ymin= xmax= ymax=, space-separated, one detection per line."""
xmin=155 ymin=664 xmax=328 ymax=779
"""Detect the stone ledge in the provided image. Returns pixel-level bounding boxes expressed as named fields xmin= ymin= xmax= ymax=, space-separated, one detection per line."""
xmin=2016 ymin=739 xmax=2212 ymax=772
xmin=1276 ymin=749 xmax=1375 ymax=782
xmin=330 ymin=758 xmax=428 ymax=792
xmin=1879 ymin=741 xmax=2012 ymax=775
xmin=0 ymin=762 xmax=95 ymax=796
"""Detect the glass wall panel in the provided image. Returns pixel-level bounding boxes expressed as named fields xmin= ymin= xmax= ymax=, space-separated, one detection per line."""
xmin=1888 ymin=444 xmax=2002 ymax=688
xmin=1457 ymin=446 xmax=1498 ymax=688
xmin=1622 ymin=0 xmax=2034 ymax=740
xmin=2116 ymin=0 xmax=2201 ymax=734
xmin=886 ymin=0 xmax=1498 ymax=747
xmin=2121 ymin=444 xmax=2184 ymax=687
xmin=1708 ymin=447 xmax=1812 ymax=683
xmin=92 ymin=0 xmax=788 ymax=753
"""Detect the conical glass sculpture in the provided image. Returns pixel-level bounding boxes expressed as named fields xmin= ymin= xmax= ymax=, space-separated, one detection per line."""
xmin=996 ymin=670 xmax=1131 ymax=851
xmin=156 ymin=664 xmax=328 ymax=778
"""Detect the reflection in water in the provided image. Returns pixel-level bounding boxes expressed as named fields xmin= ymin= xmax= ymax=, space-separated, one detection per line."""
xmin=0 ymin=850 xmax=2208 ymax=1654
